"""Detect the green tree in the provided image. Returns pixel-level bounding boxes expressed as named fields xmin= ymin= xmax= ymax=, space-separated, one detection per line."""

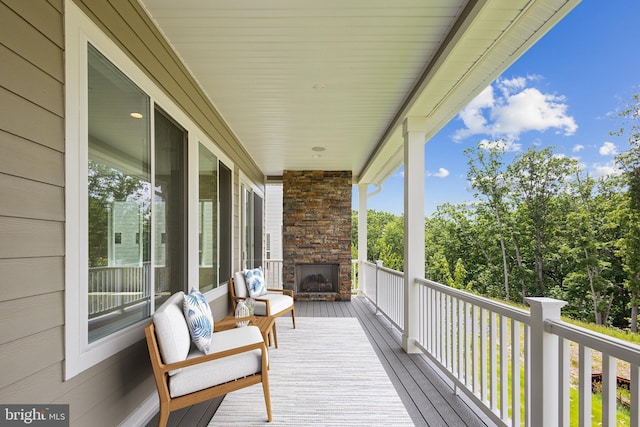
xmin=508 ymin=147 xmax=578 ymax=296
xmin=563 ymin=173 xmax=617 ymax=325
xmin=612 ymin=93 xmax=640 ymax=331
xmin=465 ymin=142 xmax=512 ymax=300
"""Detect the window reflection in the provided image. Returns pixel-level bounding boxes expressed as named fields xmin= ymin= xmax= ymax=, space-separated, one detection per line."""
xmin=199 ymin=144 xmax=218 ymax=292
xmin=87 ymin=44 xmax=151 ymax=342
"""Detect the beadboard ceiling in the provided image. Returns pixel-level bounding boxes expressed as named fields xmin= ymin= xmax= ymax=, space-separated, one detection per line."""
xmin=139 ymin=0 xmax=580 ymax=184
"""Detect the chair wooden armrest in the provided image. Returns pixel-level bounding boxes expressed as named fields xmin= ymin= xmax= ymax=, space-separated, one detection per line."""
xmin=158 ymin=342 xmax=266 ymax=374
xmin=266 ymin=288 xmax=294 ymax=298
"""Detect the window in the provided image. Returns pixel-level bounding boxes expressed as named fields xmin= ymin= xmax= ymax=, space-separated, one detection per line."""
xmin=65 ymin=0 xmax=235 ymax=379
xmin=86 ymin=45 xmax=188 ymax=342
xmin=198 ymin=148 xmax=233 ymax=291
xmin=219 ymin=163 xmax=232 ymax=282
xmin=241 ymin=181 xmax=264 ymax=269
xmin=198 ymin=144 xmax=218 ymax=292
xmin=87 ymin=44 xmax=153 ymax=341
xmin=153 ymin=108 xmax=187 ymax=306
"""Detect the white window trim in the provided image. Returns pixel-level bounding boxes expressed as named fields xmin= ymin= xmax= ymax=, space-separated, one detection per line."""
xmin=64 ymin=0 xmax=233 ymax=379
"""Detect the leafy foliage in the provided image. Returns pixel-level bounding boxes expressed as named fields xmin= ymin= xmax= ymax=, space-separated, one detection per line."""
xmin=353 ymin=97 xmax=640 ymax=332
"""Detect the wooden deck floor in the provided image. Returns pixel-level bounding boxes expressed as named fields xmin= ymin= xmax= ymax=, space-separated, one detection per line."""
xmin=148 ymin=296 xmax=493 ymax=427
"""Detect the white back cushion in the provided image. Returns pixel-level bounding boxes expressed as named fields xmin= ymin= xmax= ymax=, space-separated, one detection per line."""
xmin=153 ymin=291 xmax=191 ymax=375
xmin=233 ymin=271 xmax=248 ymax=298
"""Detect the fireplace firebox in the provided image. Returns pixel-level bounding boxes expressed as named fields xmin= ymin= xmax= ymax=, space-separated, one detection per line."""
xmin=295 ymin=264 xmax=339 ymax=294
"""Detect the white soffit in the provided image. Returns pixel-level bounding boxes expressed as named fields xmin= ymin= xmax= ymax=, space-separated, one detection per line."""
xmin=139 ymin=0 xmax=580 ymax=184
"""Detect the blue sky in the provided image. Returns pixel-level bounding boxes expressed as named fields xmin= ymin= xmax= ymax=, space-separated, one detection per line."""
xmin=355 ymin=0 xmax=640 ymax=216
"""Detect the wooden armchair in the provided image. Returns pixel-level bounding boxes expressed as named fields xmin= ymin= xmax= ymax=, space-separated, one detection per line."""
xmin=230 ymin=271 xmax=296 ymax=348
xmin=145 ymin=292 xmax=271 ymax=427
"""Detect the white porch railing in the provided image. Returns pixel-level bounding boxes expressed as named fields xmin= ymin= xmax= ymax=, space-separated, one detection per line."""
xmin=359 ymin=260 xmax=404 ymax=330
xmin=359 ymin=260 xmax=640 ymax=427
xmin=264 ymin=259 xmax=284 ymax=289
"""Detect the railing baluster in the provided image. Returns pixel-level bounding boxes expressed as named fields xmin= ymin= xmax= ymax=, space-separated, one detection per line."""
xmin=524 ymin=323 xmax=530 ymax=427
xmin=473 ymin=304 xmax=480 ymax=396
xmin=452 ymin=296 xmax=458 ymax=376
xmin=578 ymin=344 xmax=592 ymax=427
xmin=559 ymin=337 xmax=570 ymax=427
xmin=490 ymin=312 xmax=497 ymax=411
xmin=499 ymin=314 xmax=507 ymax=420
xmin=512 ymin=319 xmax=521 ymax=427
xmin=631 ymin=364 xmax=639 ymax=427
xmin=445 ymin=293 xmax=451 ymax=368
xmin=480 ymin=308 xmax=488 ymax=403
xmin=602 ymin=352 xmax=616 ymax=426
xmin=458 ymin=298 xmax=464 ymax=381
xmin=466 ymin=301 xmax=472 ymax=388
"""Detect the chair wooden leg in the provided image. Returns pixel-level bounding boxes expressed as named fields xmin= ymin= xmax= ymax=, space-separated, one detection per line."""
xmin=262 ymin=375 xmax=272 ymax=422
xmin=291 ymin=309 xmax=296 ymax=329
xmin=157 ymin=404 xmax=170 ymax=427
xmin=272 ymin=323 xmax=278 ymax=349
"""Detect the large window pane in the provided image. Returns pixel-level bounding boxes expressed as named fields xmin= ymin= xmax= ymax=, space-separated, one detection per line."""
xmin=87 ymin=44 xmax=151 ymax=342
xmin=219 ymin=163 xmax=232 ymax=282
xmin=154 ymin=108 xmax=187 ymax=307
xmin=253 ymin=192 xmax=263 ymax=268
xmin=198 ymin=143 xmax=218 ymax=292
xmin=242 ymin=185 xmax=254 ymax=269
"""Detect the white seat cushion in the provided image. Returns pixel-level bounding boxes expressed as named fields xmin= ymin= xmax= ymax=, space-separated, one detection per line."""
xmin=168 ymin=326 xmax=265 ymax=398
xmin=254 ymin=292 xmax=293 ymax=316
xmin=153 ymin=292 xmax=191 ymax=376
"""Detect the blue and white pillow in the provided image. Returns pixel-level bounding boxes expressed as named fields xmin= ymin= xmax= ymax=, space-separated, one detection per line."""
xmin=183 ymin=288 xmax=214 ymax=354
xmin=245 ymin=267 xmax=267 ymax=298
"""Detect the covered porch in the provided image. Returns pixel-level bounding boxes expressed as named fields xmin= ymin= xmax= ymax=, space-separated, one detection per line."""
xmin=148 ymin=296 xmax=491 ymax=427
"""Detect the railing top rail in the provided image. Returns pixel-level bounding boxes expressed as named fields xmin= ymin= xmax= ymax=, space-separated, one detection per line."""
xmin=545 ymin=319 xmax=640 ymax=365
xmin=360 ymin=260 xmax=403 ymax=277
xmin=416 ymin=277 xmax=531 ymax=324
xmin=377 ymin=265 xmax=403 ymax=277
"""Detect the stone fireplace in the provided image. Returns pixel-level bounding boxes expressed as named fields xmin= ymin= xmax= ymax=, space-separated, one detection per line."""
xmin=282 ymin=170 xmax=352 ymax=301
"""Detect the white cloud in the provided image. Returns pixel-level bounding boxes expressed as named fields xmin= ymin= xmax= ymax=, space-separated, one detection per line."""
xmin=591 ymin=162 xmax=621 ymax=178
xmin=453 ymin=86 xmax=494 ymax=140
xmin=453 ymin=76 xmax=578 ymax=143
xmin=478 ymin=138 xmax=522 ymax=152
xmin=599 ymin=141 xmax=617 ymax=156
xmin=427 ymin=167 xmax=450 ymax=178
xmin=572 ymin=144 xmax=584 ymax=152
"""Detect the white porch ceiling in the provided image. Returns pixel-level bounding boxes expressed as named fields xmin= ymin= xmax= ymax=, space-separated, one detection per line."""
xmin=139 ymin=0 xmax=580 ymax=184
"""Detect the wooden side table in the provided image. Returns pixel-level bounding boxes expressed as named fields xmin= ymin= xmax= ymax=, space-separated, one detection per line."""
xmin=216 ymin=315 xmax=277 ymax=348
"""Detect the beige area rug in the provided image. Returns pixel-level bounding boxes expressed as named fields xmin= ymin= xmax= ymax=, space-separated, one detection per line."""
xmin=209 ymin=317 xmax=414 ymax=426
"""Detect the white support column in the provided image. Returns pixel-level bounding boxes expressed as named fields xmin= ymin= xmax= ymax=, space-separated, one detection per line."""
xmin=526 ymin=297 xmax=567 ymax=427
xmin=402 ymin=116 xmax=427 ymax=354
xmin=358 ymin=183 xmax=368 ymax=296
